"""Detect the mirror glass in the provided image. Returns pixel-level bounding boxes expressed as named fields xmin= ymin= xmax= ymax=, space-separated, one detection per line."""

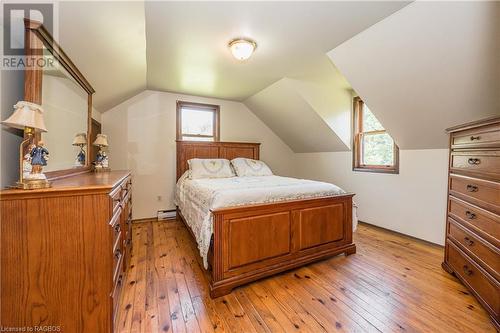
xmin=41 ymin=47 xmax=88 ymax=172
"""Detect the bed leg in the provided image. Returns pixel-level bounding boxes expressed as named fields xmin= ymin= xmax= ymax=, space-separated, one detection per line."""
xmin=209 ymin=284 xmax=233 ymax=298
xmin=345 ymin=244 xmax=356 ymax=256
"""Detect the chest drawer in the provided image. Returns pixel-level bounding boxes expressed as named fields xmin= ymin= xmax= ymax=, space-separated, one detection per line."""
xmin=110 ymin=186 xmax=122 ymax=214
xmin=112 ymin=272 xmax=124 ymax=328
xmin=452 ymin=123 xmax=500 ymax=149
xmin=449 ymin=175 xmax=500 ymax=214
xmin=448 ymin=219 xmax=500 ymax=280
xmin=110 ymin=207 xmax=122 ymax=245
xmin=448 ymin=196 xmax=499 ymax=244
xmin=446 ymin=241 xmax=499 ymax=320
xmin=450 ymin=151 xmax=500 ymax=180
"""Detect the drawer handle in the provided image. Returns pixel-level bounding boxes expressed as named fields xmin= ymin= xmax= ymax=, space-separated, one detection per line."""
xmin=466 ymin=184 xmax=478 ymax=192
xmin=114 ymin=224 xmax=120 ymax=233
xmin=470 ymin=136 xmax=481 ymax=141
xmin=467 ymin=158 xmax=481 ymax=165
xmin=117 ymin=274 xmax=123 ymax=286
xmin=114 ymin=249 xmax=121 ymax=259
xmin=463 ymin=237 xmax=474 ymax=246
xmin=465 ymin=211 xmax=476 ymax=220
xmin=462 ymin=265 xmax=473 ymax=276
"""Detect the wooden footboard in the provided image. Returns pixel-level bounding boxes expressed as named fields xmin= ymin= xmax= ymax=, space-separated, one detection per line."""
xmin=208 ymin=194 xmax=356 ymax=297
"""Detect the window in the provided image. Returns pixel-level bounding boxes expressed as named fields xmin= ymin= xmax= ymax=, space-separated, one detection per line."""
xmin=353 ymin=97 xmax=399 ymax=173
xmin=176 ymin=101 xmax=220 ymax=141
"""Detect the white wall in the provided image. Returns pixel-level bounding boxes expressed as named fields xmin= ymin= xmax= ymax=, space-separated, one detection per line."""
xmin=102 ymin=90 xmax=296 ymax=219
xmin=295 ymin=149 xmax=449 ymax=245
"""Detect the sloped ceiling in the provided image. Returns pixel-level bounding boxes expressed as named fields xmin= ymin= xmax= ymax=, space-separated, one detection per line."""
xmin=328 ymin=1 xmax=500 ymax=149
xmin=144 ymin=1 xmax=409 ymax=101
xmin=245 ymin=78 xmax=348 ymax=153
xmin=57 ymin=2 xmax=147 ymax=111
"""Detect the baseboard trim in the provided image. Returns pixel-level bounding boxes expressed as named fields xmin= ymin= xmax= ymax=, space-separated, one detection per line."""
xmin=132 ymin=216 xmax=177 ymax=223
xmin=358 ymin=220 xmax=444 ymax=248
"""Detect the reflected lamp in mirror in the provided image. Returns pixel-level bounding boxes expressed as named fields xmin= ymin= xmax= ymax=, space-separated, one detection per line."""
xmin=1 ymin=101 xmax=51 ymax=189
xmin=92 ymin=134 xmax=110 ymax=171
xmin=72 ymin=132 xmax=87 ymax=167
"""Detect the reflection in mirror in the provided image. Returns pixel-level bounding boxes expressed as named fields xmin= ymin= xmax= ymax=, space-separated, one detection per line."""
xmin=41 ymin=47 xmax=88 ymax=172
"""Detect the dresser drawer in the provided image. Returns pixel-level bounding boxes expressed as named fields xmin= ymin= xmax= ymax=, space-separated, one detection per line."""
xmin=448 ymin=196 xmax=500 ymax=244
xmin=449 ymin=174 xmax=500 ymax=214
xmin=110 ymin=186 xmax=123 ymax=214
xmin=450 ymin=151 xmax=500 ymax=180
xmin=452 ymin=123 xmax=500 ymax=149
xmin=448 ymin=219 xmax=500 ymax=280
xmin=113 ymin=245 xmax=123 ymax=283
xmin=446 ymin=241 xmax=499 ymax=320
xmin=112 ymin=272 xmax=124 ymax=328
xmin=110 ymin=207 xmax=122 ymax=245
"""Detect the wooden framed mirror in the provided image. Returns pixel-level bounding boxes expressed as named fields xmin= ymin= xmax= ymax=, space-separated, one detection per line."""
xmin=24 ymin=19 xmax=95 ymax=180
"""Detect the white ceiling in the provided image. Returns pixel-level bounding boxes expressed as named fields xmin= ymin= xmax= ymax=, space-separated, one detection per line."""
xmin=245 ymin=77 xmax=348 ymax=153
xmin=58 ymin=1 xmax=147 ymax=111
xmin=145 ymin=1 xmax=409 ymax=102
xmin=55 ymin=1 xmax=409 ymax=111
xmin=328 ymin=1 xmax=500 ymax=149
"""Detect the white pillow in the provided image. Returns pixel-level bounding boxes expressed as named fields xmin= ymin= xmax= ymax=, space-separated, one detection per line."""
xmin=188 ymin=158 xmax=235 ymax=179
xmin=231 ymin=158 xmax=273 ymax=177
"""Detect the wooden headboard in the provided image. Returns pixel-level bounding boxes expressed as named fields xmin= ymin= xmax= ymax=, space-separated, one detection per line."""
xmin=176 ymin=140 xmax=260 ymax=180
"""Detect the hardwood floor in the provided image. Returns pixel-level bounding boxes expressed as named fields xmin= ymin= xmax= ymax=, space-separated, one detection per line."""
xmin=115 ymin=220 xmax=496 ymax=332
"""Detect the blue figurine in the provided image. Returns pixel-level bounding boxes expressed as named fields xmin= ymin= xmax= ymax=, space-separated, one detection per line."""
xmin=76 ymin=149 xmax=85 ymax=165
xmin=30 ymin=141 xmax=49 ymax=174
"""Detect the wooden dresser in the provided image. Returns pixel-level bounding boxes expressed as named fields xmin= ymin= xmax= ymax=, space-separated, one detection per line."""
xmin=442 ymin=117 xmax=499 ymax=329
xmin=0 ymin=171 xmax=132 ymax=333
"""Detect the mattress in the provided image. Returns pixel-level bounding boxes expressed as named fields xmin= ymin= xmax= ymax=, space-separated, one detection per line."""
xmin=175 ymin=173 xmax=358 ymax=268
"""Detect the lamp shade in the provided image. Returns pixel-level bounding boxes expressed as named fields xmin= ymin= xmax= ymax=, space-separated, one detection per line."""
xmin=1 ymin=101 xmax=47 ymax=132
xmin=72 ymin=133 xmax=87 ymax=146
xmin=93 ymin=134 xmax=108 ymax=147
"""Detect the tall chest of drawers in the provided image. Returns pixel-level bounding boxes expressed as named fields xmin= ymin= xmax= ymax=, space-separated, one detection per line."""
xmin=442 ymin=117 xmax=500 ymax=329
xmin=0 ymin=170 xmax=132 ymax=333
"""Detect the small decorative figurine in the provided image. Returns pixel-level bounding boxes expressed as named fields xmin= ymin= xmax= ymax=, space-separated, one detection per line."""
xmin=22 ymin=144 xmax=36 ymax=178
xmin=93 ymin=134 xmax=110 ymax=172
xmin=0 ymin=101 xmax=50 ymax=189
xmin=28 ymin=140 xmax=49 ymax=178
xmin=72 ymin=133 xmax=87 ymax=167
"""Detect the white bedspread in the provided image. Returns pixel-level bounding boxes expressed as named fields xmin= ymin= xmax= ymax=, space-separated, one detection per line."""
xmin=175 ymin=173 xmax=358 ymax=268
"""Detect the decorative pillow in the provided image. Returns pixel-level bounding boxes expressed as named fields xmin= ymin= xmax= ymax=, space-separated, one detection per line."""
xmin=188 ymin=158 xmax=235 ymax=179
xmin=231 ymin=158 xmax=273 ymax=177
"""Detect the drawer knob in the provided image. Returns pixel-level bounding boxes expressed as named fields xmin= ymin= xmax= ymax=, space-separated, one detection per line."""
xmin=462 ymin=265 xmax=473 ymax=276
xmin=466 ymin=184 xmax=478 ymax=192
xmin=463 ymin=237 xmax=474 ymax=246
xmin=114 ymin=249 xmax=121 ymax=259
xmin=470 ymin=136 xmax=480 ymax=141
xmin=465 ymin=211 xmax=476 ymax=220
xmin=114 ymin=224 xmax=120 ymax=233
xmin=467 ymin=158 xmax=481 ymax=165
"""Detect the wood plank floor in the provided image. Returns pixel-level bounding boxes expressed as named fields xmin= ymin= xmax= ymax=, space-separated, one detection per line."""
xmin=116 ymin=220 xmax=496 ymax=332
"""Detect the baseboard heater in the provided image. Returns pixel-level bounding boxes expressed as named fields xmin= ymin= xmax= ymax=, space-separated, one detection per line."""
xmin=157 ymin=209 xmax=177 ymax=221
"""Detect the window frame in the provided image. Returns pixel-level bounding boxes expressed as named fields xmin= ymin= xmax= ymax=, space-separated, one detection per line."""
xmin=176 ymin=100 xmax=220 ymax=141
xmin=352 ymin=97 xmax=399 ymax=174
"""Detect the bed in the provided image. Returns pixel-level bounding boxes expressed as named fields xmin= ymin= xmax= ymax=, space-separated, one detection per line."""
xmin=175 ymin=140 xmax=356 ymax=297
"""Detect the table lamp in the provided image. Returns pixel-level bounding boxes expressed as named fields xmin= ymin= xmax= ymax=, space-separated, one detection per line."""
xmin=93 ymin=133 xmax=110 ymax=171
xmin=1 ymin=101 xmax=51 ymax=189
xmin=72 ymin=132 xmax=87 ymax=167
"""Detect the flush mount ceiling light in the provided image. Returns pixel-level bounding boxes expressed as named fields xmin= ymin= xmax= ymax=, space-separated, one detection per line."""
xmin=228 ymin=38 xmax=257 ymax=61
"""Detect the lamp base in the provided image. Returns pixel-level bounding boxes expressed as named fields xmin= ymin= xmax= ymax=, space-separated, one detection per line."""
xmin=15 ymin=179 xmax=51 ymax=190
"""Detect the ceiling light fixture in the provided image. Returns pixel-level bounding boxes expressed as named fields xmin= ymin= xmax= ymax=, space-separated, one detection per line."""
xmin=228 ymin=38 xmax=257 ymax=61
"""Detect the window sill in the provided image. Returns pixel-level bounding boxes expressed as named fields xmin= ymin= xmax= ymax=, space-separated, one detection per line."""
xmin=353 ymin=167 xmax=399 ymax=174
